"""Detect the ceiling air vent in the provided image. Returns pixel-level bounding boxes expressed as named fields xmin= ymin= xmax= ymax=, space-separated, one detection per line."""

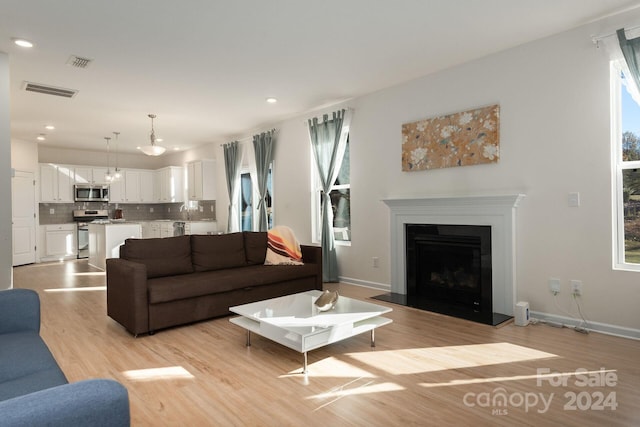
xmin=23 ymin=82 xmax=78 ymax=98
xmin=66 ymin=55 xmax=93 ymax=69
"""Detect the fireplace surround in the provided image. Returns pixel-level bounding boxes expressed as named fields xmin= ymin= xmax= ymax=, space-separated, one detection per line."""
xmin=378 ymin=194 xmax=525 ymax=325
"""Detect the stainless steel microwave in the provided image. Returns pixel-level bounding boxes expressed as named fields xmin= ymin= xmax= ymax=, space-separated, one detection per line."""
xmin=74 ymin=184 xmax=109 ymax=202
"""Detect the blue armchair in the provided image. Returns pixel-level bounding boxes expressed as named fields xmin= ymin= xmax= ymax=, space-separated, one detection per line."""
xmin=0 ymin=289 xmax=130 ymax=427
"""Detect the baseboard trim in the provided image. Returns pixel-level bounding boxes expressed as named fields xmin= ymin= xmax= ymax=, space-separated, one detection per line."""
xmin=338 ymin=276 xmax=390 ymax=292
xmin=530 ymin=310 xmax=640 ymax=341
xmin=333 ymin=280 xmax=640 ymax=341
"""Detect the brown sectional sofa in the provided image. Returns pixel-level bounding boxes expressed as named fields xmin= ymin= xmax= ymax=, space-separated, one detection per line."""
xmin=106 ymin=232 xmax=322 ymax=336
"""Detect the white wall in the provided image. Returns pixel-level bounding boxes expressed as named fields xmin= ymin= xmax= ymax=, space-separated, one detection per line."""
xmin=0 ymin=52 xmax=13 ymax=289
xmin=11 ymin=139 xmax=38 ymax=172
xmin=253 ymin=10 xmax=640 ymax=332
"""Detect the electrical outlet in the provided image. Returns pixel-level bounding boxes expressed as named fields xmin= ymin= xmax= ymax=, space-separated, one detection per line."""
xmin=210 ymin=205 xmax=214 ymax=212
xmin=199 ymin=206 xmax=204 ymax=212
xmin=571 ymin=279 xmax=583 ymax=296
xmin=49 ymin=208 xmax=55 ymax=215
xmin=150 ymin=207 xmax=154 ymax=213
xmin=549 ymin=278 xmax=561 ymax=294
xmin=372 ymin=257 xmax=379 ymax=268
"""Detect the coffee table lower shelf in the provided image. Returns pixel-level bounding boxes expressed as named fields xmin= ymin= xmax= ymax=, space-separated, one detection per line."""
xmin=229 ymin=315 xmax=392 ymax=374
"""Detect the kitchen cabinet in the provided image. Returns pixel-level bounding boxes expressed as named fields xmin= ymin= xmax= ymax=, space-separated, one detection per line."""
xmin=39 ymin=164 xmax=74 ymax=202
xmin=109 ymin=176 xmax=125 ymax=203
xmin=185 ymin=221 xmax=217 ymax=235
xmin=139 ymin=171 xmax=154 ymax=202
xmin=160 ymin=221 xmax=174 ymax=237
xmin=140 ymin=221 xmax=161 ymax=238
xmin=74 ymin=167 xmax=109 ymax=184
xmin=42 ymin=224 xmax=76 ymax=260
xmin=155 ymin=166 xmax=184 ymax=203
xmin=187 ymin=160 xmax=216 ymax=201
xmin=124 ymin=170 xmax=141 ymax=202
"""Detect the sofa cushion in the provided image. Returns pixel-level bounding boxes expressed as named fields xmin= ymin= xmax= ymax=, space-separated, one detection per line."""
xmin=243 ymin=232 xmax=267 ymax=265
xmin=147 ymin=264 xmax=318 ymax=304
xmin=122 ymin=236 xmax=193 ymax=279
xmin=191 ymin=233 xmax=246 ymax=272
xmin=0 ymin=332 xmax=68 ymax=401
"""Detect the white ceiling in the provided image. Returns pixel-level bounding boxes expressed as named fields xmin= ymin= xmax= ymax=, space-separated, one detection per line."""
xmin=1 ymin=0 xmax=639 ymax=154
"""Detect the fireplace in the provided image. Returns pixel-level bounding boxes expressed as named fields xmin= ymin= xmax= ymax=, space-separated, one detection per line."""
xmin=405 ymin=224 xmax=493 ymax=322
xmin=377 ymin=194 xmax=525 ymax=326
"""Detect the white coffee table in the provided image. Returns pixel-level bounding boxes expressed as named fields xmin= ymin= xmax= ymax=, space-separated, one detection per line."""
xmin=229 ymin=290 xmax=393 ymax=374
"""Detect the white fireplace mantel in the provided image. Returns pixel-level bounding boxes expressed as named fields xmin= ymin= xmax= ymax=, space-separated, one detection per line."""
xmin=382 ymin=194 xmax=525 ymax=316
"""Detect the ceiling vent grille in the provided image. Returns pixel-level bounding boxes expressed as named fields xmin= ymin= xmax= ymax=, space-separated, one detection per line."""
xmin=66 ymin=55 xmax=92 ymax=69
xmin=23 ymin=82 xmax=78 ymax=98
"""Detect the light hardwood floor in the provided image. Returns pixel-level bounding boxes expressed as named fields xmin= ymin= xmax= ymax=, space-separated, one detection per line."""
xmin=12 ymin=260 xmax=640 ymax=426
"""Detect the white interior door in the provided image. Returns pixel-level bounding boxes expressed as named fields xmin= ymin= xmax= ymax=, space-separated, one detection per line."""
xmin=12 ymin=170 xmax=36 ymax=266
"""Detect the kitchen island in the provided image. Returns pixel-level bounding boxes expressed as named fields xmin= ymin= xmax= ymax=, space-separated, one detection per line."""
xmin=88 ymin=221 xmax=142 ymax=271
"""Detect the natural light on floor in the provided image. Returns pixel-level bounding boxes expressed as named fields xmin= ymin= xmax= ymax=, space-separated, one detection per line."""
xmin=344 ymin=343 xmax=558 ymax=376
xmin=309 ymin=378 xmax=405 ymax=411
xmin=300 ymin=343 xmax=559 ymax=408
xmin=122 ymin=366 xmax=194 ymax=382
xmin=44 ymin=286 xmax=107 ymax=293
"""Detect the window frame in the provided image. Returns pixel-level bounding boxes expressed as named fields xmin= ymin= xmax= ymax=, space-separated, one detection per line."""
xmin=612 ymin=60 xmax=640 ymax=271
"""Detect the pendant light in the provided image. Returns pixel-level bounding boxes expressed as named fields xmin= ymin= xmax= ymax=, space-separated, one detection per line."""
xmin=104 ymin=136 xmax=113 ymax=182
xmin=113 ymin=131 xmax=122 ymax=180
xmin=139 ymin=113 xmax=166 ymax=156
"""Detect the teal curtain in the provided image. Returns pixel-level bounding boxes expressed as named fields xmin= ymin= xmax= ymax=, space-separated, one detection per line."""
xmin=308 ymin=109 xmax=352 ymax=282
xmin=252 ymin=130 xmax=275 ymax=232
xmin=223 ymin=141 xmax=242 ymax=232
xmin=618 ymin=29 xmax=640 ymax=92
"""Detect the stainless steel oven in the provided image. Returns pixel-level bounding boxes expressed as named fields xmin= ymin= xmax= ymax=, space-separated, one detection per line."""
xmin=73 ymin=210 xmax=108 ymax=258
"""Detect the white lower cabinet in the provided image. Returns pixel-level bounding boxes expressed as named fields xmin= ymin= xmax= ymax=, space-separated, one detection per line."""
xmin=41 ymin=224 xmax=76 ymax=261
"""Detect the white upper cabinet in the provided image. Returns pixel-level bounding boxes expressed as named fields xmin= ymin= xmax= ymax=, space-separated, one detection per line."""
xmin=39 ymin=163 xmax=186 ymax=204
xmin=124 ymin=170 xmax=141 ymax=202
xmin=187 ymin=159 xmax=216 ymax=201
xmin=74 ymin=167 xmax=109 ymax=184
xmin=40 ymin=164 xmax=74 ymax=202
xmin=139 ymin=171 xmax=154 ymax=202
xmin=155 ymin=166 xmax=184 ymax=203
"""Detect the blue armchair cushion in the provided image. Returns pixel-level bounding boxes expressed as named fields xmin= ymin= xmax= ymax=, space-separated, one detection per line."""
xmin=0 ymin=331 xmax=68 ymax=401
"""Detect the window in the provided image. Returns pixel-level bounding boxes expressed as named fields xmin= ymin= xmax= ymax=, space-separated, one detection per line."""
xmin=614 ymin=62 xmax=640 ymax=269
xmin=312 ymin=137 xmax=351 ymax=244
xmin=239 ymin=167 xmax=273 ymax=231
xmin=240 ymin=172 xmax=252 ymax=231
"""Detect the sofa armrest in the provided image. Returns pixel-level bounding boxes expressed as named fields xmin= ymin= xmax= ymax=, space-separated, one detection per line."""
xmin=0 ymin=379 xmax=130 ymax=427
xmin=0 ymin=289 xmax=40 ymax=334
xmin=106 ymin=258 xmax=150 ymax=336
xmin=301 ymin=245 xmax=323 ymax=290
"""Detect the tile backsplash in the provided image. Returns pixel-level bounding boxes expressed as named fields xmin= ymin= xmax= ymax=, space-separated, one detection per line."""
xmin=39 ymin=201 xmax=216 ymax=225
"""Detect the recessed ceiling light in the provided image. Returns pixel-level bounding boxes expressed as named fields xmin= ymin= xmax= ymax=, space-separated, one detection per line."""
xmin=173 ymin=147 xmax=180 ymax=151
xmin=45 ymin=125 xmax=55 ymax=130
xmin=13 ymin=38 xmax=34 ymax=48
xmin=36 ymin=134 xmax=46 ymax=141
xmin=265 ymin=97 xmax=277 ymax=104
xmin=156 ymin=138 xmax=163 ymax=143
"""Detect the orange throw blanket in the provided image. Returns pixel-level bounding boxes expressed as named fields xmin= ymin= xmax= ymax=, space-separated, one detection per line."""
xmin=265 ymin=226 xmax=304 ymax=265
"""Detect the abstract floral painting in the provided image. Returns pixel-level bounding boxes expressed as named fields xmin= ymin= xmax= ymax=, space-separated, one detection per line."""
xmin=401 ymin=104 xmax=500 ymax=171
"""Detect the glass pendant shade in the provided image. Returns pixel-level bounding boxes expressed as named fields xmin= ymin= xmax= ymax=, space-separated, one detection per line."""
xmin=141 ymin=114 xmax=166 ymax=156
